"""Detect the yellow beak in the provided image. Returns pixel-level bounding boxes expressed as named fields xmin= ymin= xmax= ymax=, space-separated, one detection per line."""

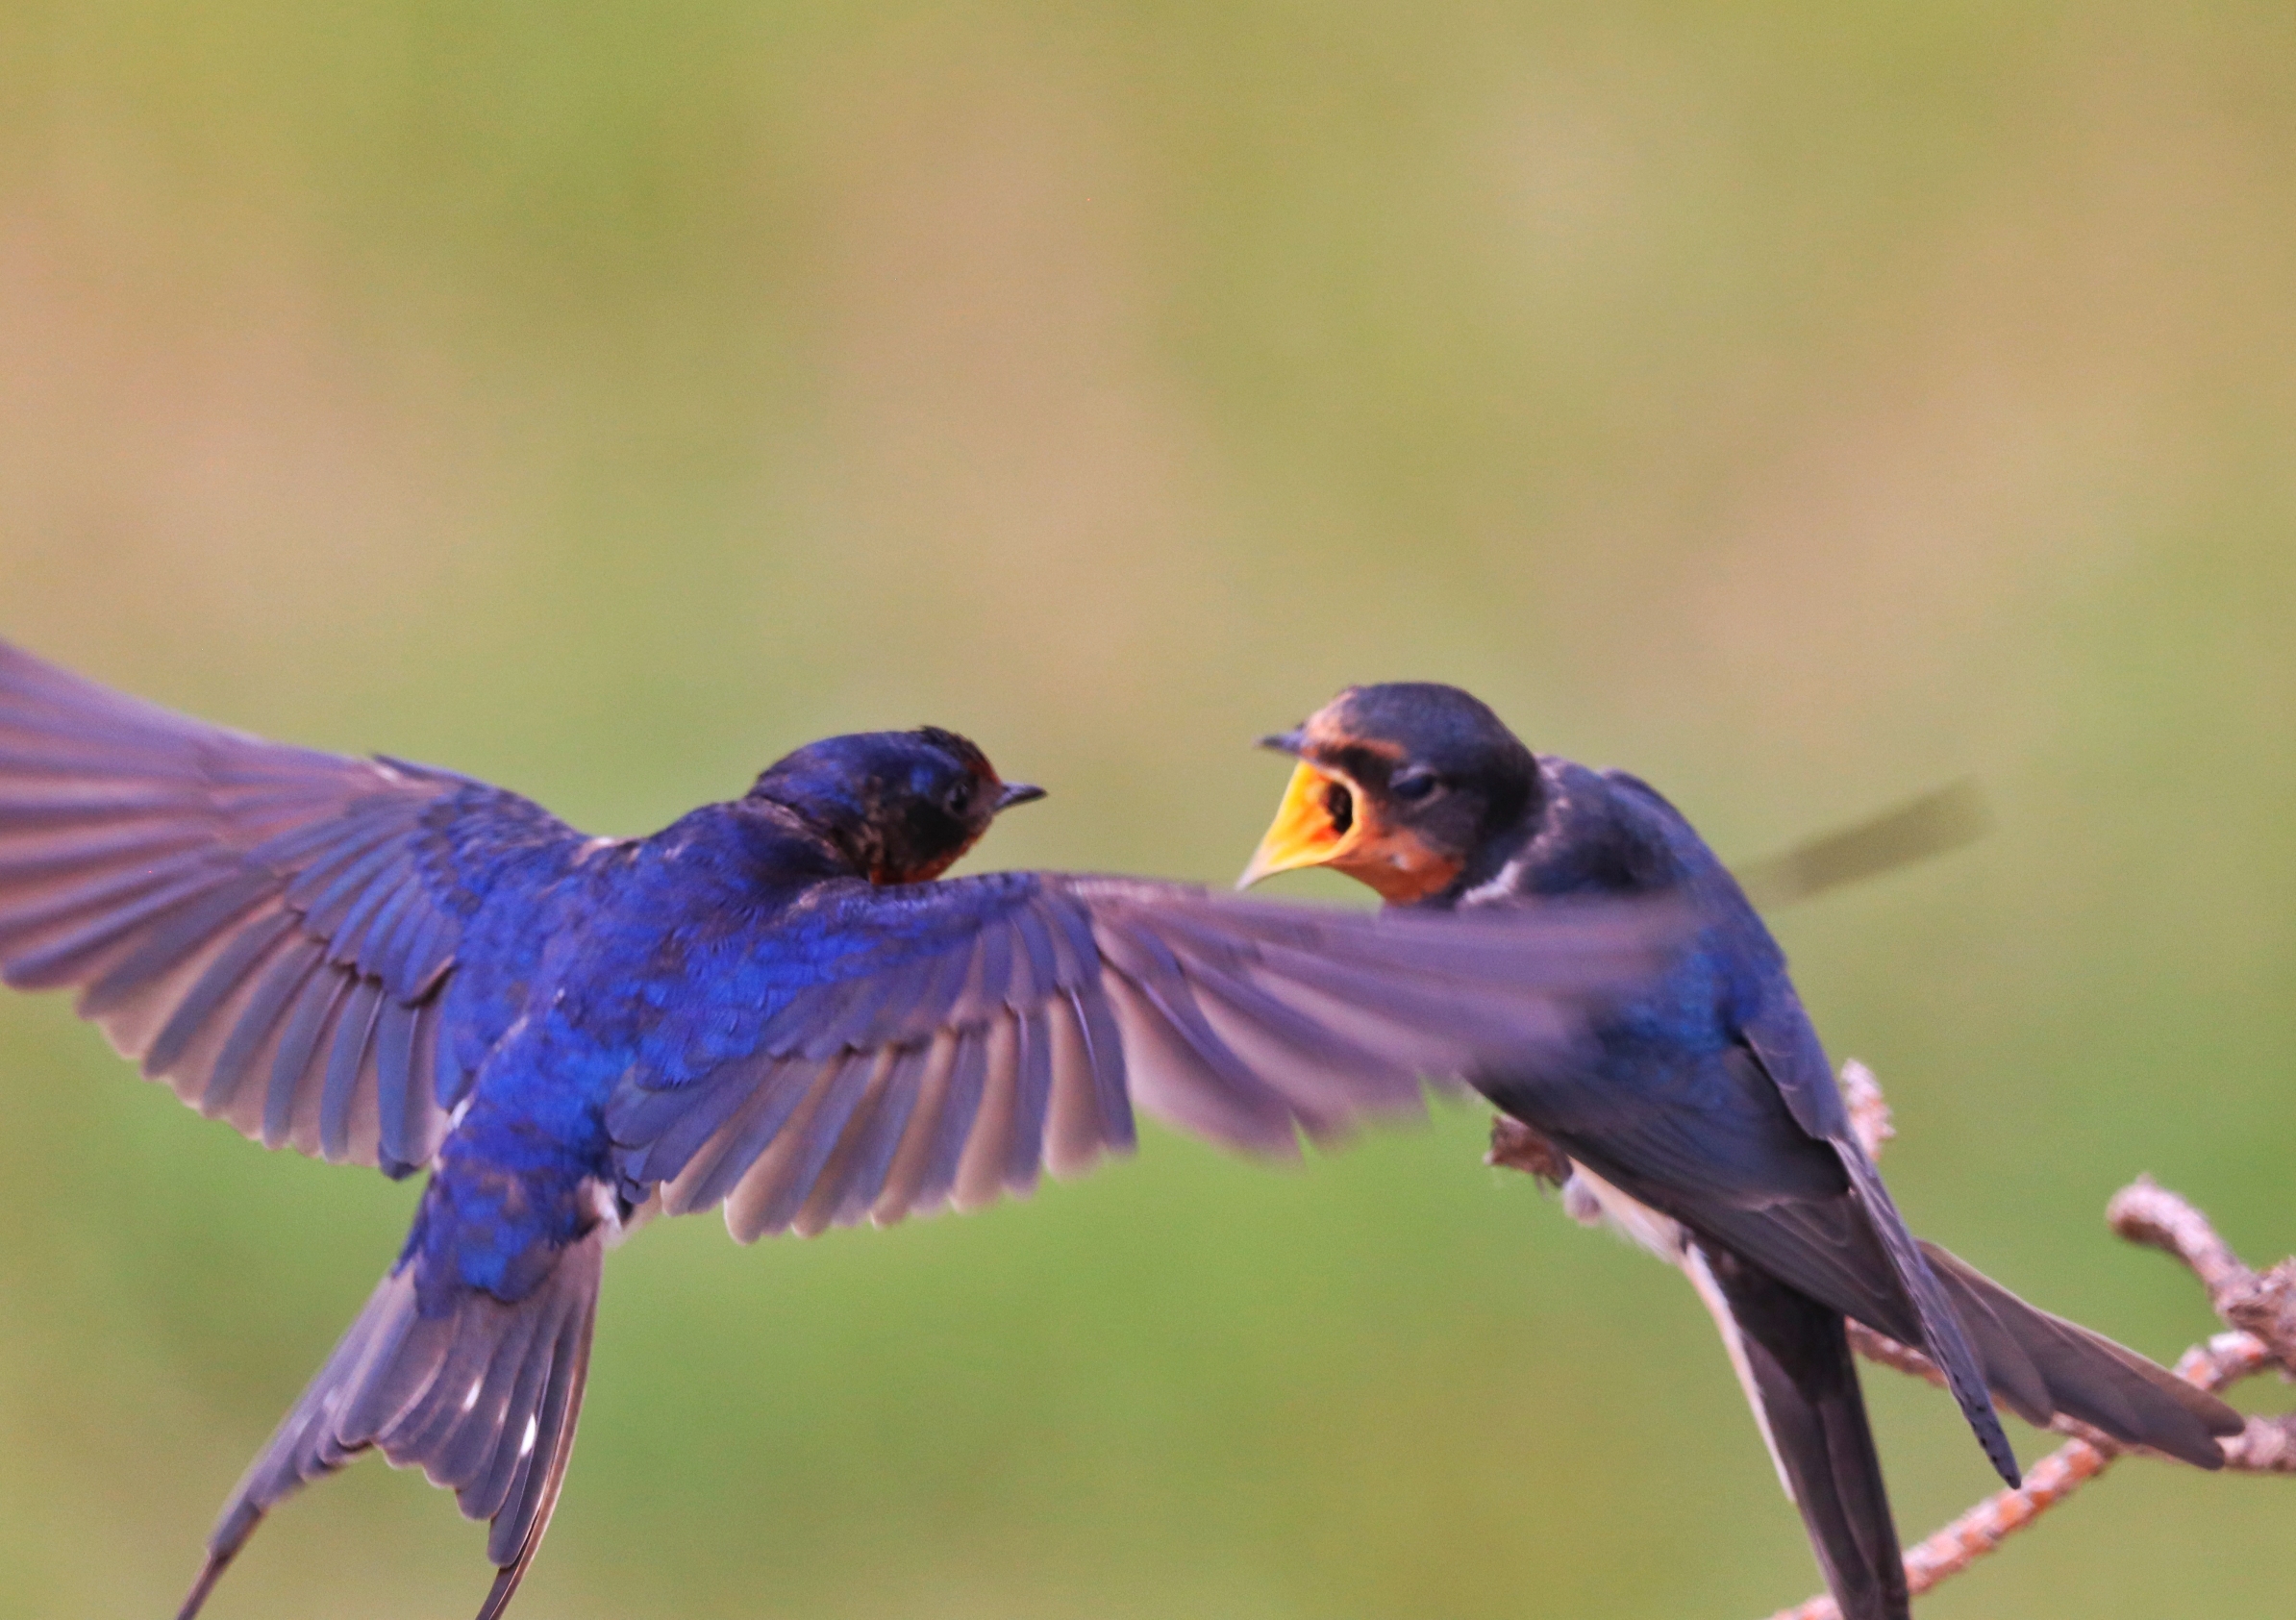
xmin=1236 ymin=760 xmax=1357 ymax=889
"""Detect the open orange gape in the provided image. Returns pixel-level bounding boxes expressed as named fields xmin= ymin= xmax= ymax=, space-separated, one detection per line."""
xmin=1236 ymin=756 xmax=1461 ymax=904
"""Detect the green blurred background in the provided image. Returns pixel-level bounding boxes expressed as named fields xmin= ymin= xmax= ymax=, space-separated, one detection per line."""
xmin=1 ymin=4 xmax=2291 ymax=1616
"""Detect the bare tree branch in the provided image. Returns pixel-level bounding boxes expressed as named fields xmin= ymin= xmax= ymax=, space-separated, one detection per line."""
xmin=1759 ymin=1079 xmax=2293 ymax=1619
xmin=2109 ymin=1177 xmax=2296 ymax=1368
xmin=1480 ymin=1062 xmax=2292 ymax=1619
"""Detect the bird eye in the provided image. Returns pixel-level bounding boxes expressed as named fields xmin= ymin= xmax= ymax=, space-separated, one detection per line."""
xmin=1389 ymin=766 xmax=1439 ymax=803
xmin=1322 ymin=779 xmax=1355 ymax=835
xmin=944 ymin=780 xmax=973 ymax=815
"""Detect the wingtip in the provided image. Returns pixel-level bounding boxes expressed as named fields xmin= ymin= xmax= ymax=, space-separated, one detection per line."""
xmin=1975 ymin=1401 xmax=2023 ymax=1489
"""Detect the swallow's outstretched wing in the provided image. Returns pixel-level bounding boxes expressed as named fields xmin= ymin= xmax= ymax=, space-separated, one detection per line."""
xmin=0 ymin=641 xmax=585 ymax=1173
xmin=607 ymin=873 xmax=1685 ymax=1237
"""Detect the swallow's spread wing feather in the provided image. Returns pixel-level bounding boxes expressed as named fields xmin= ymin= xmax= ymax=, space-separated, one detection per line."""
xmin=0 ymin=643 xmax=583 ymax=1172
xmin=606 ymin=874 xmax=1682 ymax=1238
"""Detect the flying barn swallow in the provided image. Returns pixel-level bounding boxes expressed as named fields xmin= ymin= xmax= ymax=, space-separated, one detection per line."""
xmin=1240 ymin=682 xmax=2239 ymax=1620
xmin=0 ymin=643 xmax=1685 ymax=1620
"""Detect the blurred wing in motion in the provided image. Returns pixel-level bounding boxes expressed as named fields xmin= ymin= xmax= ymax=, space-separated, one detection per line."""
xmin=1732 ymin=781 xmax=1989 ymax=911
xmin=0 ymin=640 xmax=584 ymax=1173
xmin=608 ymin=874 xmax=1686 ymax=1239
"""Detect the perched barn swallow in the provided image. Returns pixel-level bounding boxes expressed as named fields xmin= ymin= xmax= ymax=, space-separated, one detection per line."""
xmin=1240 ymin=683 xmax=2239 ymax=1620
xmin=0 ymin=645 xmax=1690 ymax=1620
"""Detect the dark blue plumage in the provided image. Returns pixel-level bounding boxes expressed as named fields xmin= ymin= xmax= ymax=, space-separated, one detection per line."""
xmin=1242 ymin=683 xmax=2241 ymax=1620
xmin=0 ymin=643 xmax=1683 ymax=1620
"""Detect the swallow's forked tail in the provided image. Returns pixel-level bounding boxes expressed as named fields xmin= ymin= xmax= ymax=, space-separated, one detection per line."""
xmin=1917 ymin=1240 xmax=2241 ymax=1468
xmin=1684 ymin=1238 xmax=2241 ymax=1620
xmin=176 ymin=1229 xmax=605 ymax=1620
xmin=1693 ymin=1244 xmax=1909 ymax=1620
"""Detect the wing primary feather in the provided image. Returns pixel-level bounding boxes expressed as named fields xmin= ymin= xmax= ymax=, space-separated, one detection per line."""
xmin=673 ymin=1061 xmax=817 ymax=1215
xmin=952 ymin=1013 xmax=1021 ymax=1211
xmin=267 ymin=970 xmax=351 ymax=1153
xmin=792 ymin=1050 xmax=898 ymax=1236
xmin=0 ymin=865 xmax=237 ymax=984
xmin=0 ymin=642 xmax=600 ymax=1178
xmin=738 ymin=1050 xmax=878 ymax=1239
xmin=245 ymin=808 xmax=391 ymax=876
xmin=209 ymin=944 xmax=325 ymax=1140
xmin=1040 ymin=993 xmax=1106 ymax=1177
xmin=372 ymin=1003 xmax=419 ymax=1170
xmin=1101 ymin=923 xmax=1291 ymax=1134
xmin=268 ymin=813 xmax=392 ymax=900
xmin=1238 ymin=935 xmax=1564 ymax=1053
xmin=1183 ymin=959 xmax=1422 ymax=1102
xmin=1004 ymin=1003 xmax=1055 ymax=1193
xmin=0 ymin=786 xmax=199 ymax=827
xmin=1099 ymin=965 xmax=1296 ymax=1156
xmin=319 ymin=980 xmax=387 ymax=1162
xmin=143 ymin=910 xmax=300 ymax=1080
xmin=75 ymin=872 xmax=278 ymax=1015
xmin=911 ymin=1025 xmax=990 ymax=1213
xmin=829 ymin=1041 xmax=930 ymax=1228
xmin=1067 ymin=985 xmax=1133 ymax=1152
xmin=405 ymin=999 xmax=446 ymax=1160
xmin=0 ymin=823 xmax=210 ymax=885
xmin=870 ymin=1032 xmax=959 ymax=1225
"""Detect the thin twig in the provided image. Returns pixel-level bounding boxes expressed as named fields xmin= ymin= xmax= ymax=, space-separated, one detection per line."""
xmin=1765 ymin=1329 xmax=2293 ymax=1619
xmin=1761 ymin=1436 xmax=2120 ymax=1620
xmin=2106 ymin=1178 xmax=2255 ymax=1303
xmin=2109 ymin=1178 xmax=2296 ymax=1369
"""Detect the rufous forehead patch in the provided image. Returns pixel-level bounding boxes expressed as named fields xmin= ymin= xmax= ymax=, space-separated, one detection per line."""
xmin=1303 ymin=700 xmax=1406 ymax=763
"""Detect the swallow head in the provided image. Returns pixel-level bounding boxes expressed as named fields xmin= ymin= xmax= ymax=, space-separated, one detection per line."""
xmin=1238 ymin=683 xmax=1538 ymax=904
xmin=749 ymin=727 xmax=1044 ymax=885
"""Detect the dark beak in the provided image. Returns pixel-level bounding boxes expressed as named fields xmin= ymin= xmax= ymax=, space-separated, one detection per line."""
xmin=1257 ymin=727 xmax=1308 ymax=757
xmin=995 ymin=781 xmax=1047 ymax=810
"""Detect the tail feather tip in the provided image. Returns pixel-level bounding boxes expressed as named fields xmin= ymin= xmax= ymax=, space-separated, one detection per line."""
xmin=174 ymin=1551 xmax=232 ymax=1620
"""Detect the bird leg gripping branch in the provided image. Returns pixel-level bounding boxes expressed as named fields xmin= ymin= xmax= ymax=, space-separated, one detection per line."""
xmin=1482 ymin=1063 xmax=2295 ymax=1620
